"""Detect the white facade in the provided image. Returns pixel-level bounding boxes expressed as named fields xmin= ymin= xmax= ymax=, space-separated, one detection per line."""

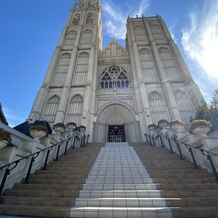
xmin=29 ymin=0 xmax=203 ymax=143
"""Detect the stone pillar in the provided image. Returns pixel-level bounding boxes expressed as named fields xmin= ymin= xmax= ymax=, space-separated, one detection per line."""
xmin=54 ymin=47 xmax=78 ymax=123
xmin=127 ymin=19 xmax=151 ymax=139
xmin=82 ymin=45 xmax=95 ymax=126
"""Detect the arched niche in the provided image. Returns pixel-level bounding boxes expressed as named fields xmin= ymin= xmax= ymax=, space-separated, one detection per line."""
xmin=93 ymin=103 xmax=141 ymax=143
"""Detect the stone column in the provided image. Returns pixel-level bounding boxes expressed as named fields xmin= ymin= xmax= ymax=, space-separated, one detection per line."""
xmin=127 ymin=19 xmax=151 ymax=139
xmin=54 ymin=47 xmax=78 ymax=124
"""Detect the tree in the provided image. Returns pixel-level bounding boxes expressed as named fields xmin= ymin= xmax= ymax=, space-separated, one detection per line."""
xmin=192 ymin=90 xmax=218 ymax=132
xmin=210 ymin=90 xmax=218 ymax=131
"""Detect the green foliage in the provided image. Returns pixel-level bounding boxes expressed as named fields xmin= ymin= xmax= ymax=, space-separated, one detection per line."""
xmin=192 ymin=90 xmax=218 ymax=132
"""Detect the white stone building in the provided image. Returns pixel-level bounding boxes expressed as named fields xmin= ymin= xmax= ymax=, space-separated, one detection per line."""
xmin=29 ymin=0 xmax=203 ymax=143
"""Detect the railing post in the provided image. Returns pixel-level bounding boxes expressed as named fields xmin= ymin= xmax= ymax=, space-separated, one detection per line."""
xmin=167 ymin=137 xmax=174 ymax=153
xmin=0 ymin=169 xmax=10 ymax=196
xmin=175 ymin=140 xmax=184 ymax=159
xmin=149 ymin=135 xmax=152 ymax=146
xmin=184 ymin=144 xmax=198 ymax=169
xmin=86 ymin=135 xmax=90 ymax=144
xmin=159 ymin=135 xmax=164 ymax=148
xmin=145 ymin=134 xmax=148 ymax=143
xmin=152 ymin=137 xmax=156 ymax=146
xmin=43 ymin=147 xmax=53 ymax=170
xmin=24 ymin=152 xmax=40 ymax=184
xmin=72 ymin=136 xmax=76 ymax=149
xmin=64 ymin=140 xmax=69 ymax=155
xmin=207 ymin=155 xmax=218 ymax=183
xmin=56 ymin=143 xmax=62 ymax=161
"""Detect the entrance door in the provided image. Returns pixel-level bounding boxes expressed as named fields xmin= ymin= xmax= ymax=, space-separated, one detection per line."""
xmin=108 ymin=125 xmax=125 ymax=142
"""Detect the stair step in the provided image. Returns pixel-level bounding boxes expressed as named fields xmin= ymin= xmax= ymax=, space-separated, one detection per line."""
xmin=0 ymin=205 xmax=67 ymax=217
xmin=3 ymin=196 xmax=74 ymax=206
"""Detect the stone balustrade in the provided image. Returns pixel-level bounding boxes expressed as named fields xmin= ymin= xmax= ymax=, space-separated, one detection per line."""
xmin=0 ymin=122 xmax=88 ymax=195
xmin=147 ymin=119 xmax=218 ymax=175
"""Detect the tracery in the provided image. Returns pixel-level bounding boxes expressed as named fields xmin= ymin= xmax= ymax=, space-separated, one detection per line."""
xmin=100 ymin=66 xmax=129 ymax=89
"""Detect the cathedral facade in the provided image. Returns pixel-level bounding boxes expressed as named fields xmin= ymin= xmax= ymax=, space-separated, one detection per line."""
xmin=29 ymin=0 xmax=203 ymax=143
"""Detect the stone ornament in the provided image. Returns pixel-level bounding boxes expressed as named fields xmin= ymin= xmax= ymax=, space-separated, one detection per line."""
xmin=53 ymin=123 xmax=66 ymax=133
xmin=29 ymin=124 xmax=47 ymax=140
xmin=170 ymin=119 xmax=184 ymax=131
xmin=0 ymin=128 xmax=11 ymax=149
xmin=189 ymin=120 xmax=212 ymax=136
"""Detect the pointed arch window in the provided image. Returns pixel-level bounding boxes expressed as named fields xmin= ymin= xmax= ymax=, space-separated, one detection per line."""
xmin=149 ymin=92 xmax=170 ymax=124
xmin=150 ymin=24 xmax=167 ymax=44
xmin=51 ymin=53 xmax=71 ymax=87
xmin=135 ymin=26 xmax=148 ymax=45
xmin=42 ymin=95 xmax=60 ymax=123
xmin=66 ymin=95 xmax=84 ymax=126
xmin=72 ymin=13 xmax=80 ymax=26
xmin=80 ymin=29 xmax=92 ymax=48
xmin=100 ymin=66 xmax=129 ymax=89
xmin=86 ymin=12 xmax=94 ymax=24
xmin=63 ymin=30 xmax=77 ymax=49
xmin=159 ymin=47 xmax=183 ymax=82
xmin=139 ymin=48 xmax=159 ymax=83
xmin=72 ymin=52 xmax=89 ymax=86
xmin=174 ymin=91 xmax=195 ymax=124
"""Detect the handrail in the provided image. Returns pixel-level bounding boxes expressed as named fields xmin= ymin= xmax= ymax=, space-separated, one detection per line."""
xmin=0 ymin=133 xmax=88 ymax=196
xmin=0 ymin=137 xmax=68 ymax=171
xmin=144 ymin=133 xmax=218 ymax=183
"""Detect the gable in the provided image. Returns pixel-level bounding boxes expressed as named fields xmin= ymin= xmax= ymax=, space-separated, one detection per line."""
xmin=100 ymin=39 xmax=128 ymax=57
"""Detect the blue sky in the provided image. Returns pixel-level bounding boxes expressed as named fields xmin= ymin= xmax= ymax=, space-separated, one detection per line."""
xmin=0 ymin=0 xmax=218 ymax=127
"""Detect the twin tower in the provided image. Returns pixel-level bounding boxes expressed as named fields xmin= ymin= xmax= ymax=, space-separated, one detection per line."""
xmin=29 ymin=0 xmax=203 ymax=143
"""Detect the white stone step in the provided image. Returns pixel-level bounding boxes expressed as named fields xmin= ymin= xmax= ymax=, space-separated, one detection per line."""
xmin=75 ymin=197 xmax=168 ymax=207
xmin=79 ymin=190 xmax=161 ymax=198
xmin=70 ymin=142 xmax=172 ymax=217
xmin=70 ymin=207 xmax=173 ymax=218
xmin=82 ymin=183 xmax=157 ymax=190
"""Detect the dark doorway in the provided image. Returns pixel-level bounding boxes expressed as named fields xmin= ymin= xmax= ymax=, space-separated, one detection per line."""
xmin=108 ymin=125 xmax=125 ymax=142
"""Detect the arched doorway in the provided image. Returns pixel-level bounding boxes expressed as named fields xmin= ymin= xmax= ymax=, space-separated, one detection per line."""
xmin=93 ymin=103 xmax=141 ymax=143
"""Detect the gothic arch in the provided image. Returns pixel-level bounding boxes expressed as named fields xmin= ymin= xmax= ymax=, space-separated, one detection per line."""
xmin=42 ymin=95 xmax=60 ymax=123
xmin=135 ymin=26 xmax=148 ymax=44
xmin=80 ymin=29 xmax=92 ymax=47
xmin=150 ymin=24 xmax=167 ymax=43
xmin=139 ymin=48 xmax=159 ymax=83
xmin=148 ymin=91 xmax=170 ymax=124
xmin=66 ymin=94 xmax=84 ymax=126
xmin=72 ymin=52 xmax=89 ymax=86
xmin=86 ymin=12 xmax=94 ymax=24
xmin=174 ymin=90 xmax=195 ymax=124
xmin=100 ymin=65 xmax=129 ymax=88
xmin=159 ymin=47 xmax=183 ymax=82
xmin=63 ymin=30 xmax=77 ymax=49
xmin=51 ymin=53 xmax=71 ymax=87
xmin=94 ymin=103 xmax=141 ymax=142
xmin=72 ymin=13 xmax=80 ymax=25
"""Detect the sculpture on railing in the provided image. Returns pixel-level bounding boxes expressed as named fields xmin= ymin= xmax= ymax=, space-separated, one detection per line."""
xmin=0 ymin=120 xmax=89 ymax=196
xmin=145 ymin=118 xmax=218 ymax=183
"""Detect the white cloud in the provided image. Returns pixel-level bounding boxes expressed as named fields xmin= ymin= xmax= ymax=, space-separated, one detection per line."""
xmin=182 ymin=0 xmax=218 ymax=80
xmin=102 ymin=0 xmax=150 ymax=40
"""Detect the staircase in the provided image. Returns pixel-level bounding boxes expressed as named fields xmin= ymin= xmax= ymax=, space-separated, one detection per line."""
xmin=0 ymin=142 xmax=218 ymax=217
xmin=0 ymin=143 xmax=102 ymax=217
xmin=70 ymin=142 xmax=173 ymax=218
xmin=132 ymin=142 xmax=218 ymax=217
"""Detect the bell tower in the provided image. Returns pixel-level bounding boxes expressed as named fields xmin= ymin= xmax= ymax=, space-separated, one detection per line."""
xmin=29 ymin=0 xmax=102 ymax=140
